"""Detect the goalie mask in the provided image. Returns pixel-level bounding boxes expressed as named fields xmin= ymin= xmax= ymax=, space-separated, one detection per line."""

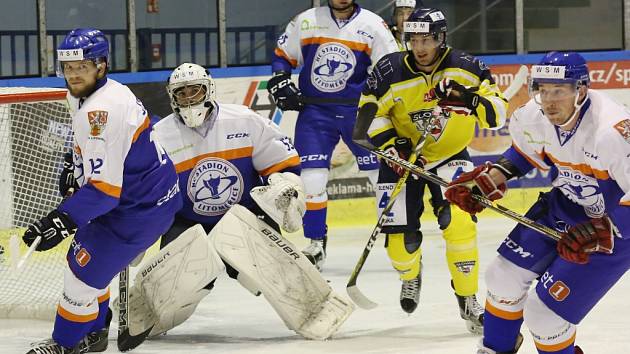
xmin=167 ymin=63 xmax=217 ymax=128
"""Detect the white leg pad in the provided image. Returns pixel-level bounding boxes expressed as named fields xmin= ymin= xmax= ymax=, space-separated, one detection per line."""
xmin=211 ymin=204 xmax=355 ymax=340
xmin=123 ymin=224 xmax=225 ymax=336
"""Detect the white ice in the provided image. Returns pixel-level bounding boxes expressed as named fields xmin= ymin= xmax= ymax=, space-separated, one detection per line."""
xmin=1 ymin=218 xmax=629 ymax=354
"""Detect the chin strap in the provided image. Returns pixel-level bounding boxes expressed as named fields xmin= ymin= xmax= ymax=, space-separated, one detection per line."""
xmin=555 ymin=89 xmax=588 ymax=128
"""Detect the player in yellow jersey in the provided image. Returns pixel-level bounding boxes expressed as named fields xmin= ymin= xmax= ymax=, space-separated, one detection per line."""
xmin=358 ymin=7 xmax=507 ymax=334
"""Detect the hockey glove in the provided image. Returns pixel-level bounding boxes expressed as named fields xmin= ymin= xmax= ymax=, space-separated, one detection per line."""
xmin=59 ymin=152 xmax=79 ymax=197
xmin=23 ymin=209 xmax=77 ymax=251
xmin=557 ymin=217 xmax=614 ymax=264
xmin=267 ymin=73 xmax=304 ymax=111
xmin=433 ymin=78 xmax=480 ymax=114
xmin=250 ymin=172 xmax=306 ymax=233
xmin=445 ymin=162 xmax=507 ymax=214
xmin=382 ymin=137 xmax=427 ymax=178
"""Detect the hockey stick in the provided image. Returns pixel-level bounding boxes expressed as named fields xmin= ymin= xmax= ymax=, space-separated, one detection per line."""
xmin=346 ymin=156 xmax=415 ymax=309
xmin=117 ymin=266 xmax=129 ymax=350
xmin=346 ymin=103 xmax=432 ymax=309
xmin=8 ymin=233 xmax=40 ymax=272
xmin=368 ymin=146 xmax=562 ymax=241
xmin=503 ymin=65 xmax=528 ymax=101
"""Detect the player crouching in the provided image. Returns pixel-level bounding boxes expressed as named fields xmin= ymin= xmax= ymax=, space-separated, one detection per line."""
xmin=115 ymin=63 xmax=355 ymax=348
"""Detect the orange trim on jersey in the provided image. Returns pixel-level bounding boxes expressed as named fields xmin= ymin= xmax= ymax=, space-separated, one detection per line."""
xmin=545 ymin=152 xmax=610 ymax=180
xmin=534 ymin=331 xmax=576 ymax=352
xmin=301 ymin=37 xmax=372 ymax=55
xmin=511 ymin=142 xmax=549 ymax=171
xmin=89 ymin=179 xmax=122 ymax=198
xmin=274 ymin=48 xmax=298 ymax=67
xmin=306 ymin=201 xmax=327 ymax=211
xmin=620 ymin=201 xmax=630 ymax=206
xmin=259 ymin=156 xmax=301 ymax=176
xmin=175 ymin=147 xmax=254 ymax=173
xmin=57 ymin=305 xmax=98 ymax=323
xmin=98 ymin=290 xmax=110 ymax=303
xmin=484 ymin=300 xmax=523 ymax=321
xmin=132 ymin=116 xmax=150 ymax=143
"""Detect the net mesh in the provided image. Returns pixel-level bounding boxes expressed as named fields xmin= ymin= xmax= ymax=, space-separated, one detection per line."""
xmin=0 ymin=87 xmax=73 ymax=320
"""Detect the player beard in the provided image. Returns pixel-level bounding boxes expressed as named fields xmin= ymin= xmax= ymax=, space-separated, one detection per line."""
xmin=66 ymin=80 xmax=97 ymax=99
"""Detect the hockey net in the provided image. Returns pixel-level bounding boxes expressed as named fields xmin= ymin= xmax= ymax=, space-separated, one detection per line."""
xmin=0 ymin=87 xmax=73 ymax=320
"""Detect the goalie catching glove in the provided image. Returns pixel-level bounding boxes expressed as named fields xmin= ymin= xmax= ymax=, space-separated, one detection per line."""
xmin=23 ymin=209 xmax=77 ymax=251
xmin=557 ymin=217 xmax=615 ymax=264
xmin=445 ymin=162 xmax=507 ymax=214
xmin=250 ymin=172 xmax=306 ymax=232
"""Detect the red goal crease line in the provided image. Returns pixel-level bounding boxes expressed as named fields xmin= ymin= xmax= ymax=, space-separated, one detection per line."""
xmin=0 ymin=90 xmax=67 ymax=104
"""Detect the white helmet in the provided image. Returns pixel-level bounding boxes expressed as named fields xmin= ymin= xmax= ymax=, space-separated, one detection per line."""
xmin=396 ymin=0 xmax=416 ymax=8
xmin=167 ymin=63 xmax=216 ymax=128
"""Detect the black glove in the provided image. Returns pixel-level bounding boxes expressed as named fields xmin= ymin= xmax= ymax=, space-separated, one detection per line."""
xmin=23 ymin=210 xmax=77 ymax=251
xmin=434 ymin=78 xmax=480 ymax=112
xmin=59 ymin=152 xmax=79 ymax=197
xmin=267 ymin=73 xmax=303 ymax=111
xmin=382 ymin=137 xmax=427 ymax=178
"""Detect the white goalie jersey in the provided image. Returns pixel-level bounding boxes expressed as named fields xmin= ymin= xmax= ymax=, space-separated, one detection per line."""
xmin=152 ymin=103 xmax=301 ymax=226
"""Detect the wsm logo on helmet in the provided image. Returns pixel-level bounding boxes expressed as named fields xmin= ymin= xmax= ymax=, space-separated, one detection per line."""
xmin=188 ymin=157 xmax=244 ymax=216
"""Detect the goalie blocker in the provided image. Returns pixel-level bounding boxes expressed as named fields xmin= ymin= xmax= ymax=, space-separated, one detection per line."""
xmin=120 ymin=206 xmax=354 ymax=342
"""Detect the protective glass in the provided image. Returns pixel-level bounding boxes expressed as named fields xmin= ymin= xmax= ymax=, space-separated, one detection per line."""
xmin=57 ymin=60 xmax=98 ymax=78
xmin=405 ymin=32 xmax=443 ymax=50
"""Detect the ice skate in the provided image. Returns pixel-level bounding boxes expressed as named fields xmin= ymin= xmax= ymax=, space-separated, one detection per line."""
xmin=302 ymin=236 xmax=327 ymax=271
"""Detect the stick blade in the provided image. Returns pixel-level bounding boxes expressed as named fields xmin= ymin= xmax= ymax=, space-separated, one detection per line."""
xmin=346 ymin=285 xmax=378 ymax=310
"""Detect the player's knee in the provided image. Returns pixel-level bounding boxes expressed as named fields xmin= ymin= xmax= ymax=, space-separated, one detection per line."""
xmin=301 ymin=168 xmax=329 ymax=198
xmin=485 ymin=256 xmax=537 ymax=309
xmin=523 ymin=293 xmax=575 ymax=345
xmin=61 ymin=267 xmax=101 ymax=314
xmin=386 ymin=232 xmax=422 ymax=280
xmin=442 ymin=206 xmax=476 ymax=243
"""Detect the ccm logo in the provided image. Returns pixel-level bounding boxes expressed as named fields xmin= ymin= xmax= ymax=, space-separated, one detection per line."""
xmin=300 ymin=154 xmax=328 ymax=162
xmin=227 ymin=133 xmax=250 ymax=139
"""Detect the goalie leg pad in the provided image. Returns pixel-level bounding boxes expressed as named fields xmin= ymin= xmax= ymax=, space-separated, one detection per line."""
xmin=125 ymin=224 xmax=225 ymax=337
xmin=211 ymin=205 xmax=355 ymax=340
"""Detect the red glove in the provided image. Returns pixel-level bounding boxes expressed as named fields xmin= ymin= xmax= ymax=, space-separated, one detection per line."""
xmin=383 ymin=138 xmax=427 ymax=178
xmin=557 ymin=217 xmax=614 ymax=264
xmin=444 ymin=162 xmax=507 ymax=214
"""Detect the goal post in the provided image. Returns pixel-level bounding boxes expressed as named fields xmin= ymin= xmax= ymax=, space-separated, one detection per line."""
xmin=0 ymin=87 xmax=73 ymax=320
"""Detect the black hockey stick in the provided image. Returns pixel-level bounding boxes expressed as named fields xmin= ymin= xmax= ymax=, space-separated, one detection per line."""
xmin=117 ymin=266 xmax=154 ymax=352
xmin=368 ymin=146 xmax=562 ymax=241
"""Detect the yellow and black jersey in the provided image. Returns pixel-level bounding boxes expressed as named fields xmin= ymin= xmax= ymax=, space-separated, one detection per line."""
xmin=359 ymin=47 xmax=507 ymax=163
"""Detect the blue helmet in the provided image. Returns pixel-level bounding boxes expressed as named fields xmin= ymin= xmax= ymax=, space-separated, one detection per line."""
xmin=57 ymin=28 xmax=109 ymax=64
xmin=531 ymin=51 xmax=589 ymax=87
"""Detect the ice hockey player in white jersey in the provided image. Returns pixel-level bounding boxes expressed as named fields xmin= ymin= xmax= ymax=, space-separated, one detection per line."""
xmin=446 ymin=52 xmax=630 ymax=354
xmin=22 ymin=28 xmax=181 ymax=354
xmin=268 ymin=0 xmax=399 ymax=270
xmin=119 ymin=63 xmax=355 ymax=346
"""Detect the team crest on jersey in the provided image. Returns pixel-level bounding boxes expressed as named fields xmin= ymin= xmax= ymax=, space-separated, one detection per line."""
xmin=555 ymin=167 xmax=605 ymax=218
xmin=187 ymin=157 xmax=244 ymax=216
xmin=409 ymin=108 xmax=448 ymax=141
xmin=613 ymin=119 xmax=630 ymax=143
xmin=87 ymin=110 xmax=108 ymax=136
xmin=311 ymin=42 xmax=356 ymax=93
